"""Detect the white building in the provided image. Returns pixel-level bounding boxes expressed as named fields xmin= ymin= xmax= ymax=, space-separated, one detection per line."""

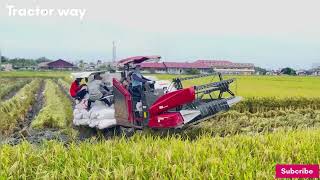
xmin=141 ymin=60 xmax=255 ymax=75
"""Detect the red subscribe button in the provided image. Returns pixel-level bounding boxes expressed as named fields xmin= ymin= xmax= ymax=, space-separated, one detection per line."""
xmin=275 ymin=164 xmax=319 ymax=178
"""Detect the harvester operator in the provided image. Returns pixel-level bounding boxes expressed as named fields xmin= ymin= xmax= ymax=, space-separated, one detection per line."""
xmin=130 ymin=65 xmax=154 ymax=103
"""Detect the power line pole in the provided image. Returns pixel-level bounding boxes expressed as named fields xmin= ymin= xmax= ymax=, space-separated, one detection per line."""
xmin=112 ymin=41 xmax=116 ymax=63
xmin=0 ymin=48 xmax=2 ymax=64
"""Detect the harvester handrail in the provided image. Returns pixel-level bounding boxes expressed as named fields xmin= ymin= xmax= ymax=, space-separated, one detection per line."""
xmin=194 ymin=78 xmax=235 ymax=91
xmin=174 ymin=73 xmax=218 ymax=82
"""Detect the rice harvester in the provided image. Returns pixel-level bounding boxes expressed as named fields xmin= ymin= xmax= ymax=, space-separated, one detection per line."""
xmin=72 ymin=56 xmax=242 ymax=130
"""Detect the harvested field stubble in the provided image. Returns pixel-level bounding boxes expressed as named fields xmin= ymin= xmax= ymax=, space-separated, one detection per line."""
xmin=188 ymin=109 xmax=320 ymax=137
xmin=184 ymin=97 xmax=320 ymax=137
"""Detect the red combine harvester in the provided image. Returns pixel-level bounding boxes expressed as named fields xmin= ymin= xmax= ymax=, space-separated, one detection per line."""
xmin=112 ymin=56 xmax=242 ymax=129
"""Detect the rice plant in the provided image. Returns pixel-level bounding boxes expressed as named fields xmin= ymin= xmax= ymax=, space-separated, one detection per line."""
xmin=0 ymin=72 xmax=320 ymax=179
xmin=0 ymin=79 xmax=29 ymax=100
xmin=31 ymin=80 xmax=73 ymax=129
xmin=0 ymin=80 xmax=40 ymax=135
xmin=0 ymin=129 xmax=319 ymax=179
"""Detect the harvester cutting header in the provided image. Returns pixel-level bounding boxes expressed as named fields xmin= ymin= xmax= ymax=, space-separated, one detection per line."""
xmin=72 ymin=56 xmax=242 ymax=130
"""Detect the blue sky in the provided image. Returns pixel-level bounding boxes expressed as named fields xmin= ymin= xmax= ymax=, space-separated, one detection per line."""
xmin=1 ymin=0 xmax=320 ymax=69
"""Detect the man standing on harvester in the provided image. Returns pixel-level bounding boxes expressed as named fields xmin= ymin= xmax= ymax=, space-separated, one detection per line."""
xmin=87 ymin=73 xmax=112 ymax=110
xmin=130 ymin=64 xmax=154 ymax=104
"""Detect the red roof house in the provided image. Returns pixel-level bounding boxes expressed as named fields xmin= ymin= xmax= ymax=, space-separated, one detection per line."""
xmin=38 ymin=59 xmax=76 ymax=70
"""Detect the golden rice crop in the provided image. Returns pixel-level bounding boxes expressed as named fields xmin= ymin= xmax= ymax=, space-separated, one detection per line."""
xmin=0 ymin=129 xmax=319 ymax=179
xmin=184 ymin=97 xmax=320 ymax=137
xmin=186 ymin=109 xmax=320 ymax=137
xmin=57 ymin=79 xmax=71 ymax=97
xmin=31 ymin=80 xmax=72 ymax=129
xmin=0 ymin=80 xmax=40 ymax=135
xmin=156 ymin=74 xmax=320 ymax=98
xmin=1 ymin=72 xmax=320 ymax=179
xmin=0 ymin=71 xmax=71 ymax=80
xmin=233 ymin=97 xmax=320 ymax=113
xmin=0 ymin=79 xmax=29 ymax=100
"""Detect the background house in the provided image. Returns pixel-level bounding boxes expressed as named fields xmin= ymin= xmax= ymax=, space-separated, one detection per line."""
xmin=38 ymin=59 xmax=76 ymax=70
xmin=0 ymin=64 xmax=13 ymax=71
xmin=311 ymin=68 xmax=320 ymax=76
xmin=195 ymin=60 xmax=254 ymax=75
xmin=140 ymin=59 xmax=255 ymax=75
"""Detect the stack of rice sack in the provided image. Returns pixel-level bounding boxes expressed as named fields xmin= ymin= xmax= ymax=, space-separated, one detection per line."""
xmin=88 ymin=101 xmax=116 ymax=129
xmin=73 ymin=99 xmax=90 ymax=126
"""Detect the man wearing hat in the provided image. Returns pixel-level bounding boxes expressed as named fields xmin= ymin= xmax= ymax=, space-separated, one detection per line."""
xmin=130 ymin=64 xmax=154 ymax=105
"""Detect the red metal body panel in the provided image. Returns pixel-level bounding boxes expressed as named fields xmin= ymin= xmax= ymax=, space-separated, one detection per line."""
xmin=148 ymin=112 xmax=183 ymax=128
xmin=113 ymin=78 xmax=133 ymax=122
xmin=148 ymin=87 xmax=195 ymax=117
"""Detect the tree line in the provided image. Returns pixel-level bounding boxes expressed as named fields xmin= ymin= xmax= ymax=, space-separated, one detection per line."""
xmin=0 ymin=56 xmax=51 ymax=67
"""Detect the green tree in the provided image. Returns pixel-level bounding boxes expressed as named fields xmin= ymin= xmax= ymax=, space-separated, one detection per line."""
xmin=36 ymin=57 xmax=51 ymax=63
xmin=97 ymin=64 xmax=107 ymax=71
xmin=10 ymin=58 xmax=37 ymax=67
xmin=281 ymin=67 xmax=296 ymax=75
xmin=78 ymin=60 xmax=85 ymax=70
xmin=254 ymin=66 xmax=267 ymax=75
xmin=186 ymin=69 xmax=200 ymax=75
xmin=107 ymin=64 xmax=116 ymax=73
xmin=1 ymin=56 xmax=9 ymax=63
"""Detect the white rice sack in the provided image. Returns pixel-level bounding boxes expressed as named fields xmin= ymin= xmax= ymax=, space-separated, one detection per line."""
xmin=73 ymin=118 xmax=79 ymax=126
xmin=89 ymin=119 xmax=100 ymax=128
xmin=78 ymin=118 xmax=90 ymax=126
xmin=89 ymin=111 xmax=98 ymax=119
xmin=73 ymin=108 xmax=80 ymax=114
xmin=89 ymin=103 xmax=105 ymax=117
xmin=74 ymin=114 xmax=83 ymax=120
xmin=73 ymin=110 xmax=83 ymax=120
xmin=97 ymin=108 xmax=115 ymax=119
xmin=75 ymin=101 xmax=86 ymax=109
xmin=97 ymin=119 xmax=117 ymax=129
xmin=82 ymin=110 xmax=90 ymax=119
